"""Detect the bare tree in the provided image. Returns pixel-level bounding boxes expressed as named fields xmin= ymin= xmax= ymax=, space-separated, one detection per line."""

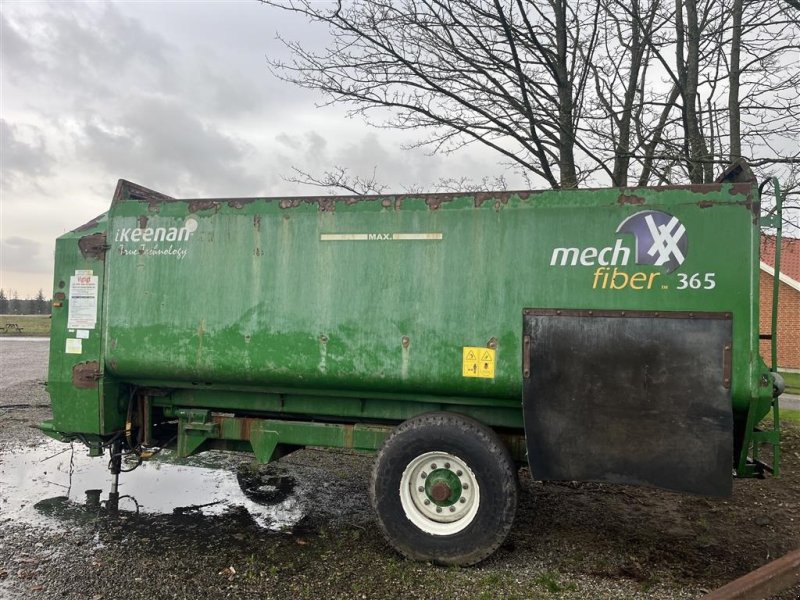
xmin=265 ymin=0 xmax=604 ymax=188
xmin=264 ymin=0 xmax=800 ymax=222
xmin=284 ymin=166 xmax=388 ymax=195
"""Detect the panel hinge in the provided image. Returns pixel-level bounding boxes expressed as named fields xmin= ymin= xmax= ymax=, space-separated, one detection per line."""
xmin=72 ymin=361 xmax=102 ymax=389
xmin=522 ymin=335 xmax=531 ymax=379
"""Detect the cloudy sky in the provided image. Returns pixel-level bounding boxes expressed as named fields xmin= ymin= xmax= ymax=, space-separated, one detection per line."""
xmin=1 ymin=0 xmax=508 ymax=298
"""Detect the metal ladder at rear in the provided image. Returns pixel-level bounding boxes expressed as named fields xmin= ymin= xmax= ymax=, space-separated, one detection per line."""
xmin=742 ymin=177 xmax=785 ymax=477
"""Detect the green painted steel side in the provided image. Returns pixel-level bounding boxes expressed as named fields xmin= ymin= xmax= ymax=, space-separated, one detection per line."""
xmin=46 ymin=180 xmax=774 ymax=460
xmin=101 ymin=183 xmax=763 ymax=417
xmin=47 ymin=216 xmax=123 ymax=436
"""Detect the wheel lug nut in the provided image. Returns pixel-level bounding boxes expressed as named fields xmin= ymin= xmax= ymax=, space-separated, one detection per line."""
xmin=431 ymin=463 xmax=437 ymax=470
xmin=444 ymin=462 xmax=450 ymax=469
xmin=449 ymin=506 xmax=455 ymax=512
xmin=436 ymin=507 xmax=442 ymax=513
xmin=424 ymin=499 xmax=430 ymax=505
xmin=463 ymin=483 xmax=469 ymax=489
xmin=460 ymin=497 xmax=466 ymax=503
xmin=421 ymin=472 xmax=427 ymax=479
xmin=418 ymin=486 xmax=424 ymax=492
xmin=456 ymin=470 xmax=463 ymax=476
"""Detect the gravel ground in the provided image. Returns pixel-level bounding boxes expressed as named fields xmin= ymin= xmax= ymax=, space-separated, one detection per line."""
xmin=1 ymin=338 xmax=799 ymax=599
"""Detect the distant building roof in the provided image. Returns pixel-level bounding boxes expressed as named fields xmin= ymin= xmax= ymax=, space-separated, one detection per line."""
xmin=761 ymin=234 xmax=800 ymax=292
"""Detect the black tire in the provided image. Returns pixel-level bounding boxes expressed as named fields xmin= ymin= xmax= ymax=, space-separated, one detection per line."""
xmin=369 ymin=412 xmax=518 ymax=566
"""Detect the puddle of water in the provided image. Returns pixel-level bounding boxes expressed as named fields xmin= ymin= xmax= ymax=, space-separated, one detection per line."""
xmin=0 ymin=440 xmax=304 ymax=530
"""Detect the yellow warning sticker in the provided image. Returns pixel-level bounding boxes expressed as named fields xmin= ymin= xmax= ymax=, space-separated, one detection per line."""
xmin=462 ymin=346 xmax=495 ymax=378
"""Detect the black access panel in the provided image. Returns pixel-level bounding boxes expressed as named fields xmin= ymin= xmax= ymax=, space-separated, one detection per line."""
xmin=522 ymin=309 xmax=734 ymax=497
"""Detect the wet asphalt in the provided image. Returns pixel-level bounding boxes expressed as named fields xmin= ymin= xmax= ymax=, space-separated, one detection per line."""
xmin=0 ymin=337 xmax=49 ymax=391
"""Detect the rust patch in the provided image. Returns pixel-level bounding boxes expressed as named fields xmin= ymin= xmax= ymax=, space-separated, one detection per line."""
xmin=474 ymin=192 xmax=491 ymax=206
xmin=425 ymin=197 xmax=445 ymax=210
xmin=78 ymin=233 xmax=108 ymax=261
xmin=618 ymin=194 xmax=645 ymax=205
xmin=253 ymin=214 xmax=261 ymax=231
xmin=475 ymin=191 xmax=534 ymax=207
xmin=137 ymin=215 xmax=149 ymax=229
xmin=268 ymin=189 xmax=541 ymax=212
xmin=227 ymin=198 xmax=256 ymax=209
xmin=188 ymin=200 xmax=219 ymax=213
xmin=317 ymin=198 xmax=335 ymax=212
xmin=73 ymin=361 xmax=101 ymax=389
xmin=212 ymin=414 xmax=252 ymax=441
xmin=697 ymin=200 xmax=715 ymax=208
xmin=474 ymin=192 xmax=507 ymax=207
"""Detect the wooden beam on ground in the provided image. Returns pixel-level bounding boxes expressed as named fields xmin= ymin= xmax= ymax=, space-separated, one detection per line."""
xmin=701 ymin=549 xmax=800 ymax=600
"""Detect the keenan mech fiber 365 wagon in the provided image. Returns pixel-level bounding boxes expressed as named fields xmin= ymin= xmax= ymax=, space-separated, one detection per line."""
xmin=43 ymin=161 xmax=785 ymax=565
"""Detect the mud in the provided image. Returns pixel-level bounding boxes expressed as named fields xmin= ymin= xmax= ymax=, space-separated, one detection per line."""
xmin=1 ymin=339 xmax=799 ymax=599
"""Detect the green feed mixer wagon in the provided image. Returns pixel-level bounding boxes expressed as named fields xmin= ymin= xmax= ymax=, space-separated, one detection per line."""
xmin=43 ymin=161 xmax=785 ymax=565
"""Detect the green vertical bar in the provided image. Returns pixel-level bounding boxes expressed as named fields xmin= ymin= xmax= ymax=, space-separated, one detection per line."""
xmin=769 ymin=178 xmax=783 ymax=372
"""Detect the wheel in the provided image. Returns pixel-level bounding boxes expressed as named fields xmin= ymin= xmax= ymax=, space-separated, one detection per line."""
xmin=370 ymin=412 xmax=518 ymax=566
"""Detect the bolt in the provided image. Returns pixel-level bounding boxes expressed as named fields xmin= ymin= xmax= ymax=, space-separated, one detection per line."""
xmin=421 ymin=472 xmax=427 ymax=479
xmin=449 ymin=506 xmax=455 ymax=512
xmin=444 ymin=462 xmax=450 ymax=469
xmin=418 ymin=486 xmax=424 ymax=492
xmin=436 ymin=507 xmax=442 ymax=513
xmin=463 ymin=483 xmax=469 ymax=490
xmin=424 ymin=499 xmax=430 ymax=506
xmin=431 ymin=463 xmax=437 ymax=470
xmin=460 ymin=497 xmax=466 ymax=503
xmin=456 ymin=470 xmax=463 ymax=476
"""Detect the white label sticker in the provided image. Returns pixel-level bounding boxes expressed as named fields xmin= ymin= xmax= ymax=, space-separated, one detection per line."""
xmin=65 ymin=338 xmax=82 ymax=354
xmin=320 ymin=233 xmax=443 ymax=241
xmin=67 ymin=271 xmax=98 ymax=330
xmin=76 ymin=330 xmax=90 ymax=339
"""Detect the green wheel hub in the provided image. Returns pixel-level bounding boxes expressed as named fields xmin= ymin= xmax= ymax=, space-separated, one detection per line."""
xmin=425 ymin=468 xmax=463 ymax=506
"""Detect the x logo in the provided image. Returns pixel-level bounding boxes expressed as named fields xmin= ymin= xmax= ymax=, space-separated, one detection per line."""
xmin=644 ymin=214 xmax=686 ymax=266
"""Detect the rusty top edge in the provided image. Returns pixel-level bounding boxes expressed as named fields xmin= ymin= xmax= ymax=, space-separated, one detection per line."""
xmin=114 ymin=181 xmax=755 ymax=208
xmin=112 ymin=179 xmax=174 ymax=206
